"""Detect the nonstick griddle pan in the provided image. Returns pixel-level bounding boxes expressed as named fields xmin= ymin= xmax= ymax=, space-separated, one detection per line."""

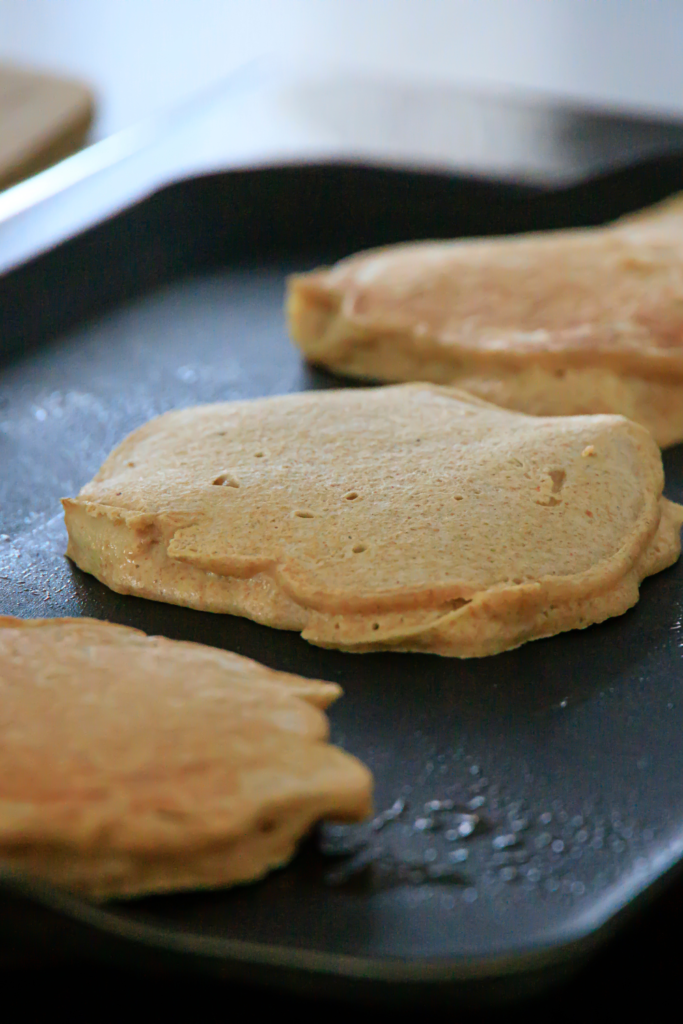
xmin=2 ymin=74 xmax=683 ymax=1007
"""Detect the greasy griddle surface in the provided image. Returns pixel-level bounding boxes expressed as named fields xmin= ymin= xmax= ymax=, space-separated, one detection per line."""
xmin=2 ymin=264 xmax=683 ymax=962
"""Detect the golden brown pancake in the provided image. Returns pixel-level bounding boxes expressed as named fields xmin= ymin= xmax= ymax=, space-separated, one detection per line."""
xmin=63 ymin=384 xmax=683 ymax=657
xmin=0 ymin=617 xmax=371 ymax=899
xmin=287 ymin=193 xmax=683 ymax=447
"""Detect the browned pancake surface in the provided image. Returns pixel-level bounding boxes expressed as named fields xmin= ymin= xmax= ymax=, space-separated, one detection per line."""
xmin=0 ymin=617 xmax=371 ymax=899
xmin=287 ymin=194 xmax=683 ymax=445
xmin=63 ymin=385 xmax=683 ymax=657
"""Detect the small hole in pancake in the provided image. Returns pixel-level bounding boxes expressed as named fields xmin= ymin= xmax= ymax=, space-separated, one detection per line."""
xmin=213 ymin=473 xmax=240 ymax=487
xmin=259 ymin=818 xmax=277 ymax=833
xmin=254 ymin=451 xmax=265 ymax=458
xmin=352 ymin=543 xmax=366 ymax=553
xmin=295 ymin=510 xmax=315 ymax=518
xmin=536 ymin=496 xmax=561 ymax=507
xmin=344 ymin=492 xmax=359 ymax=500
xmin=454 ymin=495 xmax=463 ymax=501
xmin=372 ymin=623 xmax=380 ymax=631
xmin=126 ymin=461 xmax=136 ymax=468
xmin=549 ymin=469 xmax=566 ymax=493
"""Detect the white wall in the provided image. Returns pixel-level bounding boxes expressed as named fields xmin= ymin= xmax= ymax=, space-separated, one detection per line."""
xmin=0 ymin=0 xmax=682 ymax=138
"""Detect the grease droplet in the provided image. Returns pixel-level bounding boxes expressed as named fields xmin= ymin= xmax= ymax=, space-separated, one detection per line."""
xmin=492 ymin=834 xmax=518 ymax=850
xmin=414 ymin=817 xmax=435 ymax=832
xmin=449 ymin=848 xmax=468 ymax=863
xmin=510 ymin=817 xmax=529 ymax=832
xmin=424 ymin=799 xmax=454 ymax=813
xmin=456 ymin=819 xmax=476 ymax=838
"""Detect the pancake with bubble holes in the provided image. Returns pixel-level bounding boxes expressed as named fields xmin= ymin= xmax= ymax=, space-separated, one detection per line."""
xmin=0 ymin=617 xmax=371 ymax=899
xmin=287 ymin=192 xmax=683 ymax=447
xmin=62 ymin=384 xmax=683 ymax=658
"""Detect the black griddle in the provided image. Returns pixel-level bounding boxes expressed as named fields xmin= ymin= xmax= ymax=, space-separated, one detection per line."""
xmin=2 ymin=78 xmax=683 ymax=1007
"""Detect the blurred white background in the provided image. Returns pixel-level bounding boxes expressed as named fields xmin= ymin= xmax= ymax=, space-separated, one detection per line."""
xmin=1 ymin=0 xmax=682 ymax=139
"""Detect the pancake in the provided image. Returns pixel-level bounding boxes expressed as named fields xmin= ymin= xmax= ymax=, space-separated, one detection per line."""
xmin=63 ymin=384 xmax=683 ymax=657
xmin=287 ymin=193 xmax=683 ymax=447
xmin=0 ymin=617 xmax=371 ymax=899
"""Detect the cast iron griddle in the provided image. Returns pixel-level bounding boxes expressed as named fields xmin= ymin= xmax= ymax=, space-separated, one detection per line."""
xmin=2 ymin=86 xmax=683 ymax=1005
